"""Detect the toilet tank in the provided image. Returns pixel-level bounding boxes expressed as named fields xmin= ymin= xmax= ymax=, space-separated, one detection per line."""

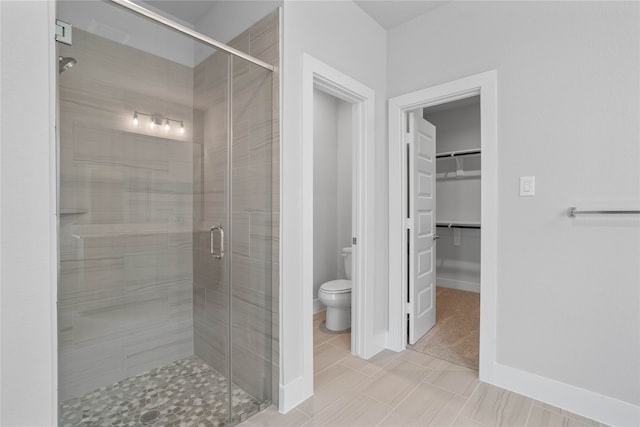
xmin=342 ymin=247 xmax=353 ymax=280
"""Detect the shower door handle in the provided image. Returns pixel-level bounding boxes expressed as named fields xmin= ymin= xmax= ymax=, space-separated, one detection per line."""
xmin=210 ymin=226 xmax=224 ymax=259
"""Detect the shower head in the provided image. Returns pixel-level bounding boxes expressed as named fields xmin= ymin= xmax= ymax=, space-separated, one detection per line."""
xmin=58 ymin=56 xmax=77 ymax=74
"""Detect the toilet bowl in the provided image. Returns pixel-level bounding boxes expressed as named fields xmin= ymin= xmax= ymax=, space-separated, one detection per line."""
xmin=318 ymin=247 xmax=352 ymax=331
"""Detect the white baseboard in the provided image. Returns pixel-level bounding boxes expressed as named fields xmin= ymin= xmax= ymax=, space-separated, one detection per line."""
xmin=313 ymin=299 xmax=325 ymax=314
xmin=493 ymin=363 xmax=640 ymax=427
xmin=363 ymin=331 xmax=389 ymax=360
xmin=437 ymin=276 xmax=480 ymax=293
xmin=278 ymin=375 xmax=310 ymax=413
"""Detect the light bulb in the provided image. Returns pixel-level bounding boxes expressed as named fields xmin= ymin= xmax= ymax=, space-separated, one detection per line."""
xmin=179 ymin=122 xmax=185 ymax=134
xmin=149 ymin=117 xmax=155 ymax=129
xmin=165 ymin=119 xmax=170 ymax=131
xmin=133 ymin=112 xmax=139 ymax=126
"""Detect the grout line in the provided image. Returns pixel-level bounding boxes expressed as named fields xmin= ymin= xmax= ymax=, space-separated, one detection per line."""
xmin=448 ymin=380 xmax=481 ymax=424
xmin=422 ymin=362 xmax=442 ymax=382
xmin=305 ymin=388 xmax=393 ymax=424
xmin=313 ymin=329 xmax=348 ymax=349
xmin=356 ymin=389 xmax=396 ymax=410
xmin=375 ymin=412 xmax=393 ymax=427
xmin=296 ymin=403 xmax=315 ymax=419
xmin=381 ymin=370 xmax=427 ymax=409
xmin=531 ymin=397 xmax=602 ymax=427
xmin=312 ymin=347 xmax=350 ymax=376
xmin=325 ymin=336 xmax=350 ymax=351
xmin=523 ymin=398 xmax=535 ymax=427
xmin=367 ymin=352 xmax=402 ymax=373
xmin=305 ymin=363 xmax=369 ymax=416
xmin=336 ymin=359 xmax=381 ymax=378
xmin=312 ymin=357 xmax=348 ymax=376
xmin=357 ymin=359 xmax=434 ymax=413
xmin=422 ymin=369 xmax=481 ymax=400
xmin=342 ymin=351 xmax=402 ymax=378
xmin=294 ymin=407 xmax=312 ymax=422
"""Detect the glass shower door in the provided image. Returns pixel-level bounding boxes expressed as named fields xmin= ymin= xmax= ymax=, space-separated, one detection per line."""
xmin=57 ymin=1 xmax=275 ymax=424
xmin=229 ymin=55 xmax=274 ymax=419
xmin=194 ymin=52 xmax=275 ymax=423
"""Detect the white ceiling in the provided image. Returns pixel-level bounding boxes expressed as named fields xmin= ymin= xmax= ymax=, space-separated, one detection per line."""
xmin=143 ymin=0 xmax=215 ymax=26
xmin=423 ymin=95 xmax=480 ymax=115
xmin=143 ymin=1 xmax=447 ymax=30
xmin=354 ymin=1 xmax=448 ymax=29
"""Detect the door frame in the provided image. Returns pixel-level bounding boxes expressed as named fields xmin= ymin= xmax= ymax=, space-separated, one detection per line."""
xmin=388 ymin=70 xmax=498 ymax=382
xmin=298 ymin=53 xmax=378 ymax=397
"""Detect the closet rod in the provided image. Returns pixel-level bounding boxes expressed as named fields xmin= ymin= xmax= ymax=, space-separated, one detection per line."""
xmin=436 ymin=222 xmax=481 ymax=229
xmin=435 ymin=148 xmax=481 ymax=159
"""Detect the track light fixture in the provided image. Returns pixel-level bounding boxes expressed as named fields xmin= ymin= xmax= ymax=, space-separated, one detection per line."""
xmin=132 ymin=111 xmax=185 ymax=134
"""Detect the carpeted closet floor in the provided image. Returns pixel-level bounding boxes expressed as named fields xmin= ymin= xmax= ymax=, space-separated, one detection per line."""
xmin=408 ymin=286 xmax=480 ymax=370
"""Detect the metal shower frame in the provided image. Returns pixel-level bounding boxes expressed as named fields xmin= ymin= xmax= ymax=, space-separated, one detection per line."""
xmin=107 ymin=0 xmax=275 ymax=71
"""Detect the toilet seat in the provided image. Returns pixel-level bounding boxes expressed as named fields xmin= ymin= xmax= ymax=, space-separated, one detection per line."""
xmin=319 ymin=279 xmax=352 ymax=294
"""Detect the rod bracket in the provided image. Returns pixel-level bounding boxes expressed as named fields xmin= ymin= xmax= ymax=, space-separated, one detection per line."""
xmin=55 ymin=20 xmax=73 ymax=45
xmin=455 ymin=157 xmax=464 ymax=177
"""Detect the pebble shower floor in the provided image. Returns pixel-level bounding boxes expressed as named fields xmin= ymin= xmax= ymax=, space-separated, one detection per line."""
xmin=60 ymin=356 xmax=260 ymax=426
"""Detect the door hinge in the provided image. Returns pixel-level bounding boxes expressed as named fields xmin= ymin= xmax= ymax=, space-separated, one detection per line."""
xmin=352 ymin=237 xmax=357 ymax=245
xmin=405 ymin=218 xmax=414 ymax=229
xmin=405 ymin=302 xmax=413 ymax=316
xmin=56 ymin=20 xmax=73 ymax=46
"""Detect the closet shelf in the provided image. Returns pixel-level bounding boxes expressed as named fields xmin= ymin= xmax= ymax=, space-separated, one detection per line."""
xmin=435 ymin=148 xmax=481 ymax=159
xmin=436 ymin=221 xmax=481 ymax=229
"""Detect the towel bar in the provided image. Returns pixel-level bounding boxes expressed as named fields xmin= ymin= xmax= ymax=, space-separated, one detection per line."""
xmin=567 ymin=207 xmax=640 ymax=218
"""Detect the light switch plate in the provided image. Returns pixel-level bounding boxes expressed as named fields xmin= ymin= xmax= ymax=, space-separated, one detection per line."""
xmin=520 ymin=176 xmax=535 ymax=196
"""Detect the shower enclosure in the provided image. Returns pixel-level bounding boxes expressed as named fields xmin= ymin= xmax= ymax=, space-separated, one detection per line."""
xmin=56 ymin=1 xmax=278 ymax=425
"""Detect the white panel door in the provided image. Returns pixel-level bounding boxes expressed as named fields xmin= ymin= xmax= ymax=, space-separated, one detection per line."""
xmin=408 ymin=111 xmax=436 ymax=345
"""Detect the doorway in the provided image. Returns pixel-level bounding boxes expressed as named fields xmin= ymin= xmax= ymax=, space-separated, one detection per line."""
xmin=293 ymin=54 xmax=380 ymax=405
xmin=312 ymin=88 xmax=353 ymax=364
xmin=388 ymin=71 xmax=498 ymax=383
xmin=406 ymin=97 xmax=482 ymax=370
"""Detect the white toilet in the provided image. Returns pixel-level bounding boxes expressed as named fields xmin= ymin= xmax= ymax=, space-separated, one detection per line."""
xmin=318 ymin=247 xmax=352 ymax=331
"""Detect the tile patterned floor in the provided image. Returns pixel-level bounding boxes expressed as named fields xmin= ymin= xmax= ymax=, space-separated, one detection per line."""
xmin=60 ymin=356 xmax=260 ymax=426
xmin=240 ymin=312 xmax=607 ymax=427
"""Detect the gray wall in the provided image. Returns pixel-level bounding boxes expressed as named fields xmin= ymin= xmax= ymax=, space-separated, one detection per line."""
xmin=282 ymin=2 xmax=388 ymax=394
xmin=336 ymin=101 xmax=353 ymax=273
xmin=389 ymin=1 xmax=640 ymax=406
xmin=0 ymin=2 xmax=58 ymax=424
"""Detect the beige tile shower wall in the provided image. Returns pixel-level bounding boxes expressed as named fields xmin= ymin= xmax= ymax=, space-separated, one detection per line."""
xmin=58 ymin=29 xmax=195 ymax=401
xmin=193 ymin=9 xmax=280 ymax=405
